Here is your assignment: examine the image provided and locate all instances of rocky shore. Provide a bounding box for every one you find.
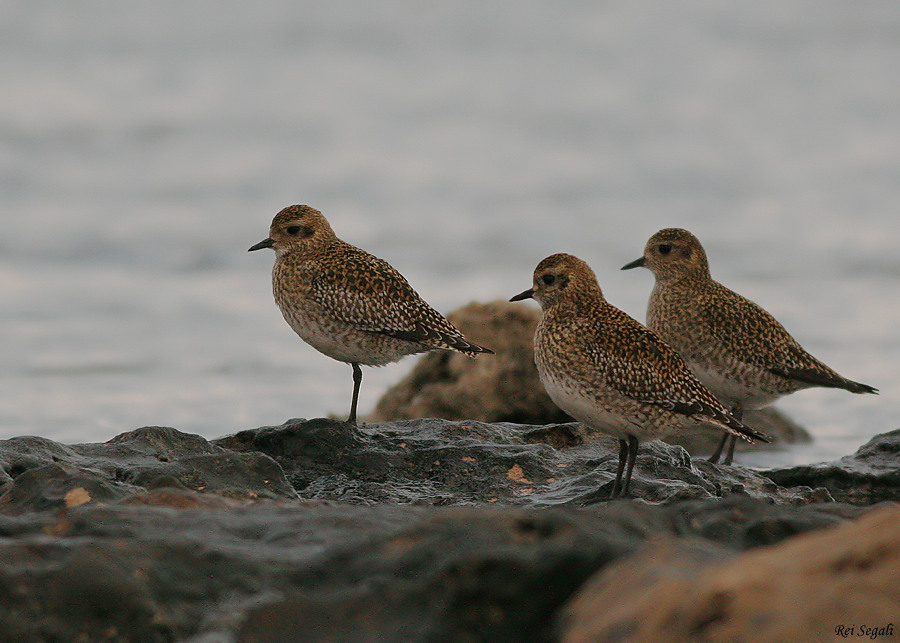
[0,420,897,642]
[1,303,896,642]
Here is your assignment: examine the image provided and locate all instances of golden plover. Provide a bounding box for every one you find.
[622,228,877,464]
[250,205,492,424]
[511,253,768,498]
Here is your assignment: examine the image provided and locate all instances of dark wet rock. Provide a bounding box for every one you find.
[215,418,817,506]
[0,422,895,641]
[0,492,865,643]
[370,301,812,453]
[764,428,900,505]
[0,426,295,514]
[559,503,900,643]
[0,462,131,514]
[234,497,861,643]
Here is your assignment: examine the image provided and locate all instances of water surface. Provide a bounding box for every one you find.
[2,1,898,467]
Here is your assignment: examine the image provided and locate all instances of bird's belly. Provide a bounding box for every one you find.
[280,307,417,366]
[541,373,673,442]
[687,361,797,409]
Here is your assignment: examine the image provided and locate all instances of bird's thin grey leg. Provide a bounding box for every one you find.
[611,438,629,499]
[621,435,639,497]
[348,362,363,424]
[721,405,742,465]
[721,435,737,466]
[709,404,742,465]
[708,433,729,464]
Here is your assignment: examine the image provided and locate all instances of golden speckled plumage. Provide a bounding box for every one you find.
[251,205,492,423]
[511,253,768,498]
[623,228,877,463]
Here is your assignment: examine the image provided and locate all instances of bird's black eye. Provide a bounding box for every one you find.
[286,226,302,236]
[541,273,557,286]
[658,244,673,256]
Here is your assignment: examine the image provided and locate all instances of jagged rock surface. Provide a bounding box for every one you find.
[216,418,821,506]
[764,428,900,505]
[0,422,896,641]
[0,427,295,516]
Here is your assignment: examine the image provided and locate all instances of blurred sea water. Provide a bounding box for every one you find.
[1,1,898,467]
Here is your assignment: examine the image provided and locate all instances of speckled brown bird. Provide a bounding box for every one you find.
[510,253,768,499]
[250,205,492,424]
[622,228,877,464]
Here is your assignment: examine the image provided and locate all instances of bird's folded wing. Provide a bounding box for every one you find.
[595,317,718,411]
[310,251,472,348]
[767,363,877,393]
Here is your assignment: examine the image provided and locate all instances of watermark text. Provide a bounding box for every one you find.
[835,624,895,640]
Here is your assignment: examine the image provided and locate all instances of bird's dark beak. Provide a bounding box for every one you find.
[621,256,646,270]
[509,288,534,302]
[248,238,275,252]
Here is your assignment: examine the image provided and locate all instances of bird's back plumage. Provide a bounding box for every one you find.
[289,240,486,355]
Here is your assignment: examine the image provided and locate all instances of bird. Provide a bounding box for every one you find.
[622,228,877,464]
[249,205,492,424]
[510,253,769,498]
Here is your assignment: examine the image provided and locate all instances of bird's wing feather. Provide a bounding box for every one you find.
[309,245,490,354]
[586,306,769,442]
[700,283,874,392]
[698,283,804,368]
